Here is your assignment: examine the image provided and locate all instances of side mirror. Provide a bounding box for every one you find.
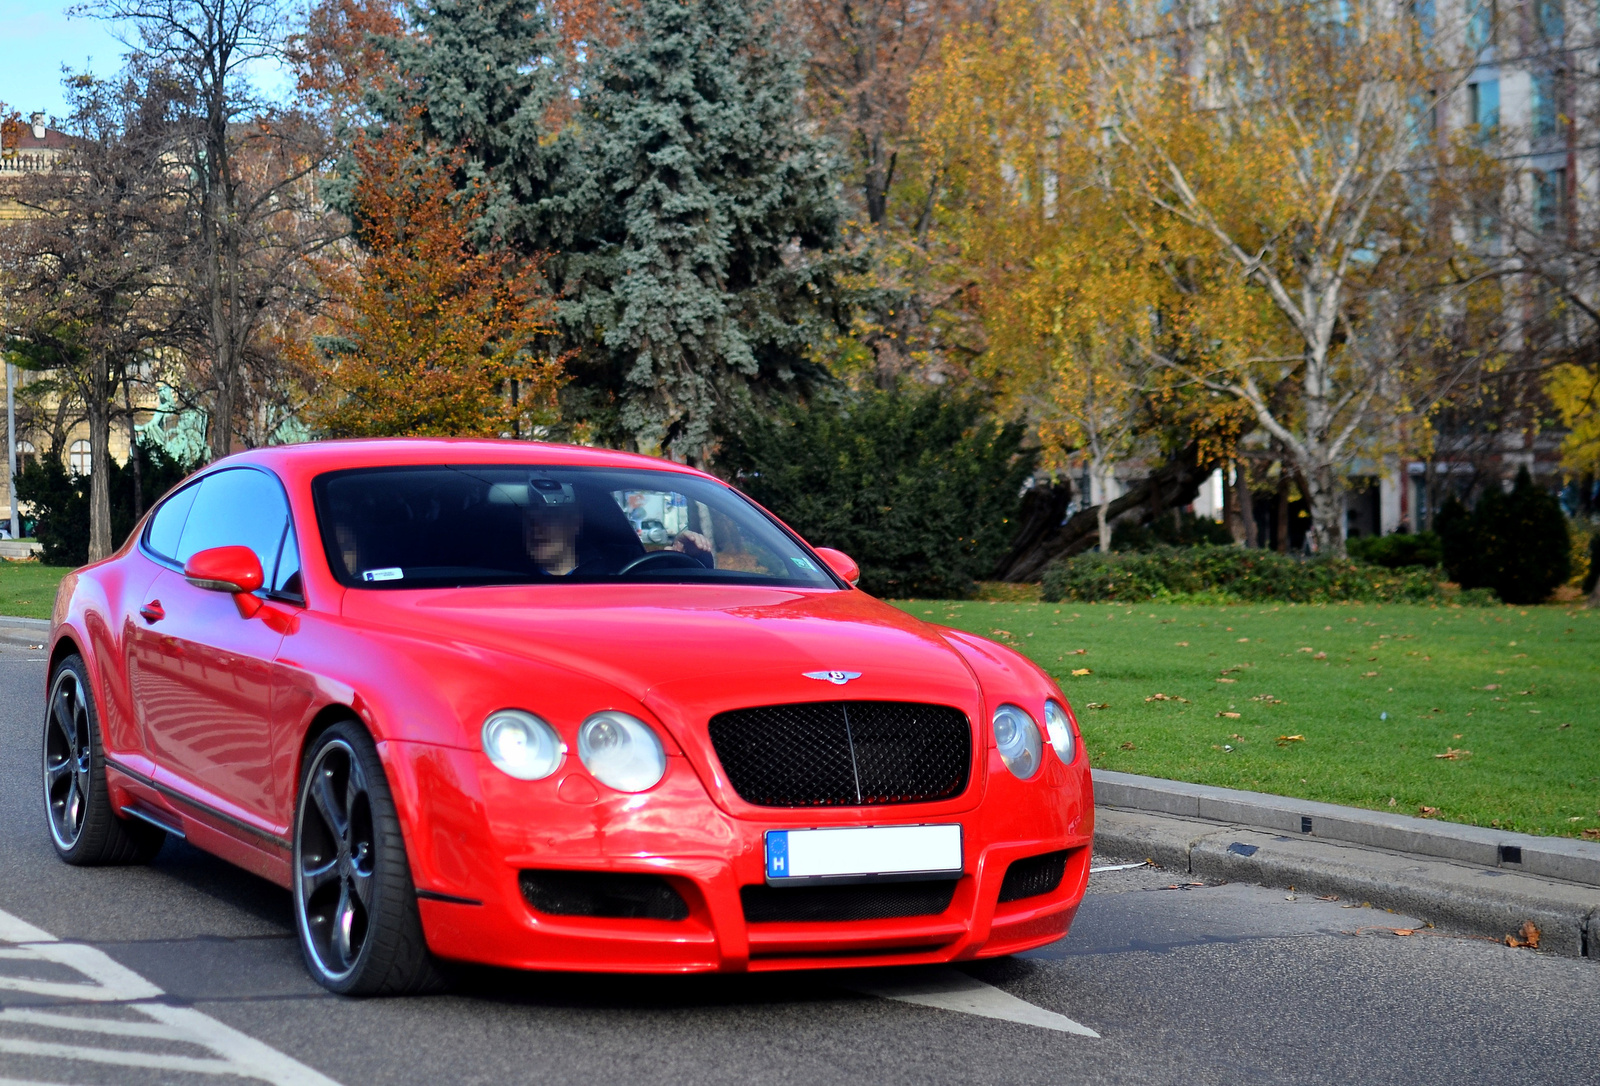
[813,547,860,587]
[184,545,264,595]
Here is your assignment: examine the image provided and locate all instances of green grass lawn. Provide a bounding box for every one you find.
[0,562,68,620]
[891,598,1600,839]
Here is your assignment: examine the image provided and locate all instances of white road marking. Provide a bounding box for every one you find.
[0,905,342,1085]
[850,966,1101,1037]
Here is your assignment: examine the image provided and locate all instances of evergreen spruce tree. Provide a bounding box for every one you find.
[555,0,852,462]
[376,0,566,248]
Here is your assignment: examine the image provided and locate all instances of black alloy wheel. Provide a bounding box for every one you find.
[293,721,443,996]
[43,654,165,864]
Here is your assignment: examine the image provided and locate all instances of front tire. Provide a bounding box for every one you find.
[293,720,443,996]
[43,654,165,865]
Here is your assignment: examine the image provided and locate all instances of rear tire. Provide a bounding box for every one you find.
[293,720,444,996]
[43,654,166,865]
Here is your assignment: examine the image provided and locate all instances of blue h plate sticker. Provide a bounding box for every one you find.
[766,831,789,879]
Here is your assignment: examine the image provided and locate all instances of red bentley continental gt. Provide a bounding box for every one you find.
[43,439,1093,994]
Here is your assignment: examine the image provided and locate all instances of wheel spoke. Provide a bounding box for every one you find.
[45,757,73,788]
[300,856,341,899]
[348,862,374,911]
[311,766,348,840]
[64,780,82,833]
[333,882,356,969]
[51,687,76,752]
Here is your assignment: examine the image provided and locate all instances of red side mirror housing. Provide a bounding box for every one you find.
[814,547,860,587]
[184,545,264,595]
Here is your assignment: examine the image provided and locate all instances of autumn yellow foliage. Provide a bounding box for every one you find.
[297,126,564,438]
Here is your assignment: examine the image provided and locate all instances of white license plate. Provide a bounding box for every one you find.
[764,824,963,884]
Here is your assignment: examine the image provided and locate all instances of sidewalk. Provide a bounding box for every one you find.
[1092,769,1600,959]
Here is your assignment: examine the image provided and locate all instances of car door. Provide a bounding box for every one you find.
[131,467,298,834]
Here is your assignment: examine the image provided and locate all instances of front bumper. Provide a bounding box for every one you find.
[383,741,1093,973]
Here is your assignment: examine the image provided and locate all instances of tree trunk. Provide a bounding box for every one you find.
[86,391,113,563]
[1274,472,1289,552]
[1096,499,1111,552]
[124,376,143,520]
[1224,460,1246,545]
[1303,465,1345,556]
[993,444,1208,581]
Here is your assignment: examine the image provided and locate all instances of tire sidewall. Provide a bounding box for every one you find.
[292,720,406,995]
[43,655,102,861]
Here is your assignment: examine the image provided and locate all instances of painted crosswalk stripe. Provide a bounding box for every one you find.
[0,905,342,1085]
[848,966,1101,1037]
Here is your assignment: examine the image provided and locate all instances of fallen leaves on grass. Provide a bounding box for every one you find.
[1418,805,1441,818]
[1434,748,1472,760]
[1218,711,1241,719]
[1299,646,1315,653]
[1483,684,1501,691]
[1237,637,1250,642]
[1505,921,1541,949]
[1362,671,1379,678]
[1145,693,1189,703]
[1176,640,1190,646]
[1276,734,1305,745]
[1313,651,1328,660]
[1250,693,1283,704]
[1086,702,1110,710]
[1071,668,1092,676]
[1066,648,1087,655]
[1217,677,1237,683]
[1582,828,1600,840]
[1119,741,1135,749]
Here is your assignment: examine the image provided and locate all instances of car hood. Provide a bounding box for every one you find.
[338,583,984,716]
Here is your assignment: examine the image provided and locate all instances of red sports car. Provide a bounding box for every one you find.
[43,440,1093,994]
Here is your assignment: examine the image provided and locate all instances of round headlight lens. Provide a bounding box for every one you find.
[482,710,565,781]
[1044,699,1076,764]
[992,703,1043,779]
[578,711,667,793]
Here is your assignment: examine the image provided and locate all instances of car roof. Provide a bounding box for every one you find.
[203,438,718,484]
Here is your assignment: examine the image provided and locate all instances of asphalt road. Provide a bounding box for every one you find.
[1,643,1596,1086]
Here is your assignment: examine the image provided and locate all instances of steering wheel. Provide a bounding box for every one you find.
[619,550,707,574]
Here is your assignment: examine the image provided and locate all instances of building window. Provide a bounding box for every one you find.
[1531,72,1559,139]
[69,440,91,476]
[1469,80,1499,139]
[1534,168,1566,234]
[1467,0,1494,51]
[15,441,35,471]
[1536,0,1563,42]
[1411,0,1435,43]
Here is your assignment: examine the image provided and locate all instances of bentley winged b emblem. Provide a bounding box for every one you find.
[804,670,862,686]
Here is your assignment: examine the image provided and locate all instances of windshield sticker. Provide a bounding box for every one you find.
[362,567,404,582]
[790,556,816,571]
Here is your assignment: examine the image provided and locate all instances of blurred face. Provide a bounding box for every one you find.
[524,503,581,570]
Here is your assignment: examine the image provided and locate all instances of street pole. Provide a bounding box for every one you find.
[7,362,18,539]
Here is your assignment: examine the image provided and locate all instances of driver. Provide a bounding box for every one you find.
[523,484,583,575]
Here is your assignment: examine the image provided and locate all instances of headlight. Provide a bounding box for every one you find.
[578,711,666,792]
[992,703,1042,779]
[1044,699,1076,763]
[482,710,565,781]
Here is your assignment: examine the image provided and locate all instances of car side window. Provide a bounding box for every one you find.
[273,526,302,598]
[175,468,292,585]
[144,482,201,560]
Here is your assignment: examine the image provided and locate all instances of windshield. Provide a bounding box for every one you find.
[312,464,840,590]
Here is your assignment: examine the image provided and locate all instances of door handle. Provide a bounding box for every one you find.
[139,600,165,623]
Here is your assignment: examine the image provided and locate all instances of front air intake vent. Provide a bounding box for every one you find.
[997,849,1070,903]
[708,701,971,807]
[519,870,688,920]
[741,880,958,923]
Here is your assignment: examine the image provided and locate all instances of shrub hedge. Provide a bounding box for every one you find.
[1437,468,1572,605]
[1041,545,1451,604]
[1346,530,1442,569]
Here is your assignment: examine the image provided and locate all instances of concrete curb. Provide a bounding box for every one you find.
[1092,769,1600,887]
[1095,808,1599,959]
[0,616,51,630]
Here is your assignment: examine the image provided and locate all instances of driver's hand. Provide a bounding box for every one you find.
[672,530,713,557]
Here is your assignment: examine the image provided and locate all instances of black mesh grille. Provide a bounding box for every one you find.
[519,870,689,920]
[741,880,958,923]
[997,849,1070,903]
[708,701,971,807]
